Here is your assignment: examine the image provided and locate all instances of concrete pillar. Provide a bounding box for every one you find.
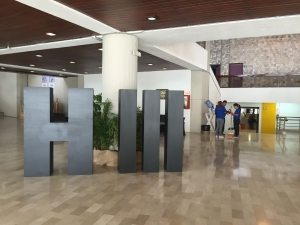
[102,33,138,113]
[190,71,210,132]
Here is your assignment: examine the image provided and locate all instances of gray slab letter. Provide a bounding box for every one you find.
[164,90,184,172]
[24,87,93,177]
[118,89,137,173]
[142,90,160,172]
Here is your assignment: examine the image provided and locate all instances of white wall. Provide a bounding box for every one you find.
[141,42,208,70]
[84,74,102,95]
[190,71,209,132]
[83,69,223,133]
[277,103,300,117]
[221,88,300,103]
[0,72,18,117]
[138,70,191,132]
[28,75,79,114]
[277,103,300,130]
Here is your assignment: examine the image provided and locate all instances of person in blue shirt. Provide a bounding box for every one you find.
[232,103,241,138]
[215,101,226,139]
[221,100,229,134]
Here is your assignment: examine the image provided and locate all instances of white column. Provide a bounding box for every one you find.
[190,71,210,132]
[102,33,138,113]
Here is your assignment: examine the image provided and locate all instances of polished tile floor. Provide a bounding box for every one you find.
[1,117,300,225]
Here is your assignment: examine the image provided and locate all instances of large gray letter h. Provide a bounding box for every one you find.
[24,87,93,177]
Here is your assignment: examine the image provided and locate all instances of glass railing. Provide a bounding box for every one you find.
[216,74,300,88]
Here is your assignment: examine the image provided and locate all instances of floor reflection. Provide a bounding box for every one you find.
[214,138,240,178]
[1,117,300,225]
[232,139,240,168]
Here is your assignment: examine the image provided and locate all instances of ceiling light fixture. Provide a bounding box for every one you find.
[98,66,102,69]
[98,48,103,51]
[62,69,66,71]
[30,70,35,73]
[46,32,56,36]
[163,67,167,70]
[148,16,157,21]
[36,54,43,58]
[1,67,5,70]
[29,64,35,67]
[69,61,76,64]
[84,72,88,74]
[148,63,153,66]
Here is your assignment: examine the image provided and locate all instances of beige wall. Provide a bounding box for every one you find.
[0,72,18,117]
[190,71,210,132]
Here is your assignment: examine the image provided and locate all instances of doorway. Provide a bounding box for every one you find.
[229,63,243,87]
[240,107,259,133]
[211,64,221,85]
[211,64,221,76]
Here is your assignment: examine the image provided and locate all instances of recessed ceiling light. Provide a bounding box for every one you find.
[46,32,56,36]
[36,54,43,58]
[98,66,102,69]
[29,64,35,67]
[1,67,5,70]
[148,63,153,66]
[98,48,103,51]
[148,16,157,21]
[163,67,167,70]
[69,61,76,64]
[62,69,66,71]
[84,72,88,74]
[30,70,35,73]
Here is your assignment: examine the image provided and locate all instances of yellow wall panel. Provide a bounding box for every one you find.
[261,103,277,134]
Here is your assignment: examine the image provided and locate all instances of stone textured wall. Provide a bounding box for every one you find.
[209,34,300,76]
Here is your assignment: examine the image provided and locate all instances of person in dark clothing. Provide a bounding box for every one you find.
[215,101,226,139]
[248,113,256,130]
[232,103,241,138]
[222,100,228,134]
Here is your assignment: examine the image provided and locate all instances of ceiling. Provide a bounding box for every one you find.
[0,1,93,48]
[1,0,300,75]
[57,0,300,31]
[0,44,184,74]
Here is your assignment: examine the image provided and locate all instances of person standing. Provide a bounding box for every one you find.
[248,112,256,130]
[222,100,228,134]
[215,101,226,139]
[232,103,241,138]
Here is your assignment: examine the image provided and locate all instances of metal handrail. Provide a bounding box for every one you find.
[277,116,300,132]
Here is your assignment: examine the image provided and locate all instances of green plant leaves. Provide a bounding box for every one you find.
[93,94,143,151]
[93,94,118,150]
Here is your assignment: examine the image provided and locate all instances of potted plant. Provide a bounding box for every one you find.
[93,94,145,168]
[93,94,118,167]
